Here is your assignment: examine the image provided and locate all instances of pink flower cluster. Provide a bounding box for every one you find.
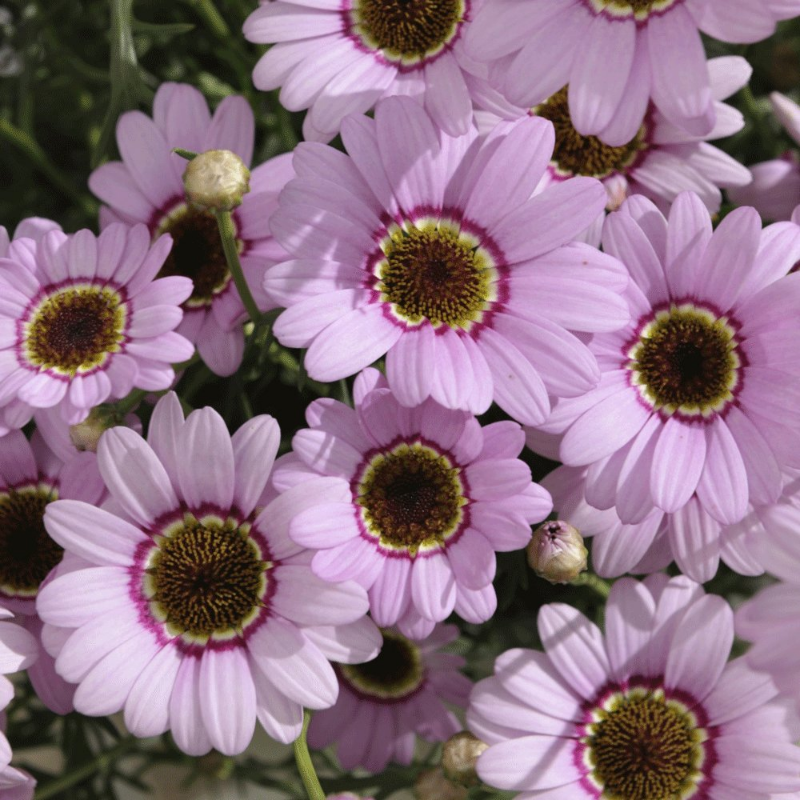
[3,0,800,793]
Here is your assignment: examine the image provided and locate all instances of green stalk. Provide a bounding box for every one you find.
[33,736,137,800]
[215,209,261,325]
[294,711,326,800]
[573,572,611,599]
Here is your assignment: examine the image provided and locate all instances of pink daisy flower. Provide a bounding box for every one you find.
[0,218,62,437]
[308,624,471,772]
[278,368,553,639]
[243,0,482,142]
[729,92,800,221]
[36,393,380,756]
[0,429,105,713]
[266,97,629,425]
[464,0,800,145]
[88,82,294,376]
[532,192,800,527]
[469,56,752,215]
[0,224,194,425]
[541,465,764,584]
[469,575,800,798]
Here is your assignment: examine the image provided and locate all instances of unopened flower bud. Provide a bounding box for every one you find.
[441,731,488,787]
[68,408,115,453]
[414,768,468,800]
[183,149,250,211]
[527,520,588,584]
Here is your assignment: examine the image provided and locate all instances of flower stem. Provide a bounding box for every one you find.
[33,736,137,800]
[215,209,261,325]
[572,572,611,599]
[294,711,326,800]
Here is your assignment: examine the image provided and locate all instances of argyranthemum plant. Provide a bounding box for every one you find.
[36,393,381,755]
[277,368,552,638]
[532,192,800,527]
[470,575,800,798]
[308,625,471,772]
[88,82,293,376]
[0,225,194,426]
[266,96,631,425]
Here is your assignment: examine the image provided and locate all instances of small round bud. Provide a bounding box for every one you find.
[527,520,588,584]
[414,768,468,800]
[441,731,488,787]
[68,407,115,453]
[182,149,250,211]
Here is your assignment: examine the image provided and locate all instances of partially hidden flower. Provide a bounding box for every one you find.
[541,464,765,584]
[464,0,800,144]
[531,192,800,527]
[266,96,630,426]
[0,429,104,712]
[729,92,800,221]
[278,368,552,639]
[309,625,471,773]
[469,575,800,798]
[88,82,293,376]
[736,472,800,712]
[243,0,482,142]
[0,609,37,784]
[36,393,380,756]
[469,56,752,215]
[0,217,61,437]
[0,224,194,426]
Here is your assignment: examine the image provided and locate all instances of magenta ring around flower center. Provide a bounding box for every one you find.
[350,434,472,560]
[573,677,717,799]
[128,503,277,656]
[620,298,748,424]
[363,206,511,335]
[338,0,471,73]
[18,278,130,380]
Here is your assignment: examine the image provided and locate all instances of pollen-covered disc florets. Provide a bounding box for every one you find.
[350,0,465,64]
[143,513,270,643]
[374,221,497,330]
[582,687,707,798]
[582,0,680,22]
[24,284,126,376]
[155,204,235,309]
[340,629,425,701]
[535,88,648,180]
[628,304,741,417]
[357,443,466,553]
[0,486,61,598]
